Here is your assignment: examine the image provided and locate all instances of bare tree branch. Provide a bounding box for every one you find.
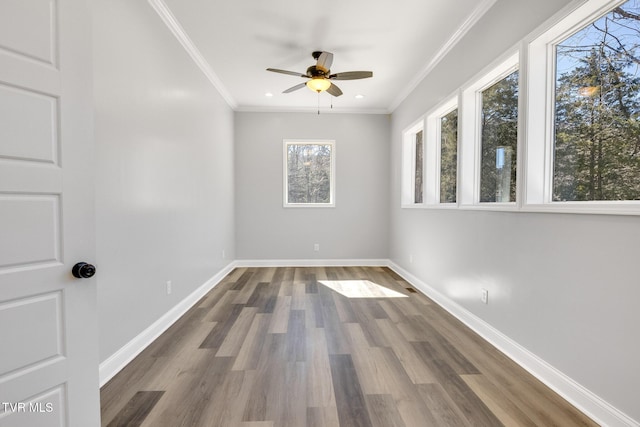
[613,6,640,21]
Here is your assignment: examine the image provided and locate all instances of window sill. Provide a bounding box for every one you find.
[458,203,520,212]
[522,202,640,216]
[284,203,335,208]
[401,203,460,210]
[401,201,640,216]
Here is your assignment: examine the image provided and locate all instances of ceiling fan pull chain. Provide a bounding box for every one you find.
[318,92,320,115]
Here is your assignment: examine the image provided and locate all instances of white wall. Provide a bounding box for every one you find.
[235,112,389,261]
[93,0,235,362]
[89,0,639,423]
[390,0,640,423]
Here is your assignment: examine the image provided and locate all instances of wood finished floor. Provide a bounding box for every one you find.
[100,267,597,427]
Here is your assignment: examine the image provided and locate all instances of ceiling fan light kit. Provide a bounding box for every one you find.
[267,50,373,97]
[306,77,331,92]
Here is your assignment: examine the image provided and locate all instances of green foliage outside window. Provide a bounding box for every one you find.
[287,144,332,204]
[414,130,424,203]
[480,71,519,203]
[440,109,458,203]
[554,0,640,201]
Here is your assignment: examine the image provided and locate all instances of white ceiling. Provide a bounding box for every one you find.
[156,0,497,113]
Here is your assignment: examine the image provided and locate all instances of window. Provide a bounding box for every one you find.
[401,121,425,206]
[425,96,459,205]
[283,140,335,207]
[460,52,519,207]
[528,0,640,213]
[480,70,519,203]
[439,107,459,203]
[404,97,458,208]
[414,129,424,204]
[400,0,640,214]
[553,0,640,201]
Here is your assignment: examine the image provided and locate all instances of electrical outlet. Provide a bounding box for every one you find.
[481,288,488,304]
[166,280,172,295]
[314,243,320,252]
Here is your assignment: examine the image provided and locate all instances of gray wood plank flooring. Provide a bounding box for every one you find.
[100,267,597,427]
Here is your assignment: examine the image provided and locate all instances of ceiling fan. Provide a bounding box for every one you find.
[267,51,373,97]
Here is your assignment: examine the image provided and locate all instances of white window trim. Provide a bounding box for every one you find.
[398,0,640,216]
[525,0,640,215]
[426,94,459,207]
[459,51,520,209]
[401,119,425,207]
[283,139,336,208]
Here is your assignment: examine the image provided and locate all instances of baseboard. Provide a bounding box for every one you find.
[97,257,637,426]
[387,260,639,427]
[98,261,238,387]
[234,258,388,267]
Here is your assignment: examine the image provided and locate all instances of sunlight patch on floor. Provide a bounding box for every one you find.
[318,280,408,298]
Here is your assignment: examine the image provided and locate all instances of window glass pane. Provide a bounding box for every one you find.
[287,143,332,204]
[480,70,519,203]
[440,109,458,203]
[414,130,424,203]
[554,0,640,201]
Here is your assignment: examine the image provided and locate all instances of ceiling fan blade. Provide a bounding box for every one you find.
[316,51,333,73]
[267,68,307,77]
[326,82,343,97]
[329,71,373,80]
[283,82,307,93]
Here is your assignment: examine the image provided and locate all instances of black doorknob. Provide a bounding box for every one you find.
[72,262,96,279]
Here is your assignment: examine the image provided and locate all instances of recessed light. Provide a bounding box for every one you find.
[355,94,365,99]
[265,92,273,97]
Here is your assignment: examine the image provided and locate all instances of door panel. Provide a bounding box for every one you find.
[0,0,57,66]
[0,195,60,268]
[0,0,99,425]
[0,292,63,376]
[0,385,66,427]
[0,84,58,164]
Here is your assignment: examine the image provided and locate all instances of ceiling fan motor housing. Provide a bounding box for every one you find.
[306,65,328,78]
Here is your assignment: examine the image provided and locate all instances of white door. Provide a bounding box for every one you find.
[0,0,100,426]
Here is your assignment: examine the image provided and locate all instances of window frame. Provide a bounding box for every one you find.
[459,51,521,209]
[525,0,640,214]
[283,139,336,208]
[399,0,640,216]
[401,119,426,207]
[426,95,460,207]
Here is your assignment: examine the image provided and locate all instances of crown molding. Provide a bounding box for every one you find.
[389,0,497,112]
[149,0,496,115]
[147,0,237,109]
[234,105,390,115]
